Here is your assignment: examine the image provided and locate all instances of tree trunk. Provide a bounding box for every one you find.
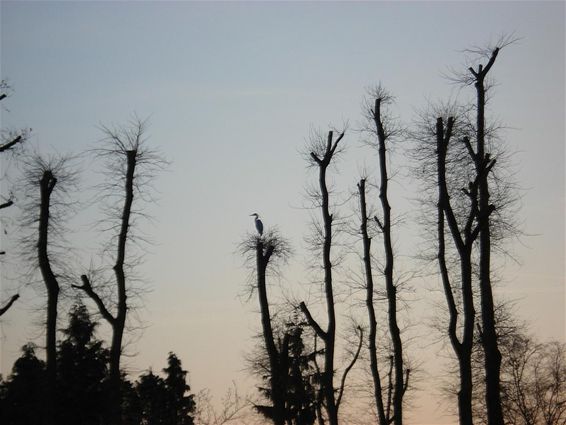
[473,52,504,425]
[319,157,338,425]
[373,98,405,425]
[256,240,286,425]
[106,149,137,425]
[38,170,59,425]
[358,179,388,425]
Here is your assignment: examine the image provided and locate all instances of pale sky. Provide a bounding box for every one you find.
[0,1,564,424]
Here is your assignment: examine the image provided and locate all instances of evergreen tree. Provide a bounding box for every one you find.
[0,344,46,425]
[284,323,318,425]
[55,304,110,425]
[136,353,196,425]
[121,377,142,425]
[137,370,169,425]
[163,352,196,425]
[255,321,319,425]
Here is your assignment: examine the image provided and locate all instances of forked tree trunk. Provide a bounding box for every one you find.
[300,130,344,425]
[436,117,477,425]
[75,149,138,425]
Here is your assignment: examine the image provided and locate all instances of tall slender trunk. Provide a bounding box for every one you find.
[373,99,405,425]
[107,149,137,425]
[38,170,59,425]
[320,157,338,425]
[458,257,475,425]
[473,51,504,425]
[358,179,387,425]
[256,240,286,425]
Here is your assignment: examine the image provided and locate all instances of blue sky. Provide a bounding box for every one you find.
[1,1,564,423]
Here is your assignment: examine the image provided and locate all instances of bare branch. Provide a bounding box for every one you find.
[462,137,476,161]
[299,302,327,341]
[0,199,13,210]
[72,274,116,325]
[336,326,363,411]
[0,293,19,316]
[330,131,345,156]
[0,135,22,153]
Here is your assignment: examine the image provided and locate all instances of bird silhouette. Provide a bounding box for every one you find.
[250,213,263,236]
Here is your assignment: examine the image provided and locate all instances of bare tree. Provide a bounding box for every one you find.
[470,306,566,425]
[194,384,254,425]
[468,46,506,425]
[413,38,517,425]
[20,153,78,425]
[412,102,479,425]
[241,228,292,425]
[530,342,566,425]
[490,335,566,425]
[299,129,362,425]
[73,118,165,425]
[437,114,480,425]
[447,39,517,425]
[299,129,342,425]
[359,87,410,425]
[0,80,28,316]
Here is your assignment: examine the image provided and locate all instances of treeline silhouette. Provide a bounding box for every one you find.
[1,35,565,425]
[239,38,566,425]
[0,304,195,425]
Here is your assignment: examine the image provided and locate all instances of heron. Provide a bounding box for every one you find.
[250,213,263,236]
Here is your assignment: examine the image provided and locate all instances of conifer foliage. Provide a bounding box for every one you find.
[136,353,196,425]
[55,304,111,425]
[0,305,196,425]
[0,344,45,425]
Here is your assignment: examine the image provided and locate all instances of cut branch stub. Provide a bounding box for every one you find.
[299,302,327,341]
[0,135,22,153]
